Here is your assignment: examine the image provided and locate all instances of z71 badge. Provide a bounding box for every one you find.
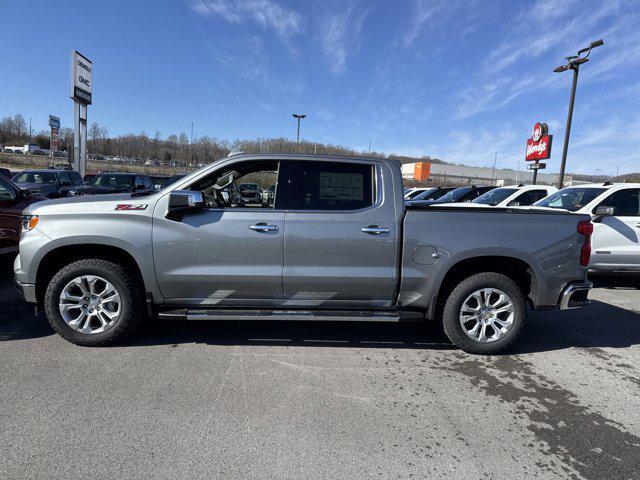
[115,204,148,211]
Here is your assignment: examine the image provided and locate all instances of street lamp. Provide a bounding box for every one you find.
[292,113,306,152]
[554,39,604,188]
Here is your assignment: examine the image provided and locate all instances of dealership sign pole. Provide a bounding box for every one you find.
[70,50,92,176]
[525,122,552,185]
[48,115,60,157]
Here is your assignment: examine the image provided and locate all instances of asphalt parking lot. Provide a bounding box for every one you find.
[1,255,639,480]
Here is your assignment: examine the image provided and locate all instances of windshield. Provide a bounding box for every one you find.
[472,187,517,206]
[410,188,436,200]
[534,187,606,212]
[434,187,471,203]
[406,189,427,199]
[91,175,133,187]
[13,171,58,184]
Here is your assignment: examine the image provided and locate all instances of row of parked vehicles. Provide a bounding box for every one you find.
[4,153,640,354]
[404,182,640,275]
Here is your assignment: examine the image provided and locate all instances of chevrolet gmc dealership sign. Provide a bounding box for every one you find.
[70,50,92,105]
[526,122,552,161]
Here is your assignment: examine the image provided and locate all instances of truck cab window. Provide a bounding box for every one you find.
[190,160,279,209]
[289,161,374,211]
[596,189,640,216]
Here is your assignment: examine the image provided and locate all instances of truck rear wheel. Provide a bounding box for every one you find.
[44,259,145,346]
[441,272,526,354]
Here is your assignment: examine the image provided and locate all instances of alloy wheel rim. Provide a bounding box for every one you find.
[459,288,515,343]
[58,275,121,334]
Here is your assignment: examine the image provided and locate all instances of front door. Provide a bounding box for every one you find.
[591,188,640,270]
[153,159,285,305]
[282,160,399,308]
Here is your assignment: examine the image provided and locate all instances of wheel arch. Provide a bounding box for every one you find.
[35,244,146,309]
[430,255,539,319]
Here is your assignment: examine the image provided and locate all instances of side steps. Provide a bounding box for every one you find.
[158,308,424,323]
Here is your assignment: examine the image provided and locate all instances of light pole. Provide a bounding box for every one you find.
[292,113,306,152]
[554,39,603,188]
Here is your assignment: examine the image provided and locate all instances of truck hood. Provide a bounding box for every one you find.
[23,192,158,216]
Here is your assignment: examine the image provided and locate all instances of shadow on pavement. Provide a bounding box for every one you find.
[509,299,640,355]
[2,255,640,353]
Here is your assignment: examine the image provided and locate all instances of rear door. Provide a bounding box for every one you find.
[591,188,640,270]
[282,159,398,308]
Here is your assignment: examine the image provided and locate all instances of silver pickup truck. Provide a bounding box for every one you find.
[14,154,592,354]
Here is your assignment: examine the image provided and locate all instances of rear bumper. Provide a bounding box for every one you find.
[558,281,592,310]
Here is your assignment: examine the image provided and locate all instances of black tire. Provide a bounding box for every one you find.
[44,259,145,346]
[441,272,526,354]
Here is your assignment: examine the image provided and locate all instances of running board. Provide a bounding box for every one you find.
[158,308,423,323]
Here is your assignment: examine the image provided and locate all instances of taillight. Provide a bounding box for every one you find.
[578,220,592,267]
[577,221,593,236]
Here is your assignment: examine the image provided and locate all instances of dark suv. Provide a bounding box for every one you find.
[78,173,156,195]
[12,169,84,198]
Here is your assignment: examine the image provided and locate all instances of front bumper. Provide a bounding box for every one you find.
[558,281,592,310]
[15,280,37,303]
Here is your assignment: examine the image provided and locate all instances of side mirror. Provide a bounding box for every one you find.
[60,180,71,187]
[508,201,521,207]
[168,190,205,212]
[594,206,614,216]
[18,189,31,199]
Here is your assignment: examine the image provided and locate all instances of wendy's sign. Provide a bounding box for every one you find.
[526,122,553,161]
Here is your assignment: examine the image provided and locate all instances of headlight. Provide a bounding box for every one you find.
[21,215,40,232]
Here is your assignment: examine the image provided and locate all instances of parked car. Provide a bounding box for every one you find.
[161,174,186,188]
[468,185,557,207]
[238,182,261,204]
[534,182,640,275]
[77,173,155,195]
[11,169,83,198]
[405,187,432,199]
[15,154,592,354]
[406,187,455,202]
[0,168,12,179]
[407,185,496,205]
[0,176,44,255]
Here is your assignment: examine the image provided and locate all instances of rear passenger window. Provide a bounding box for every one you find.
[596,189,640,216]
[290,161,374,211]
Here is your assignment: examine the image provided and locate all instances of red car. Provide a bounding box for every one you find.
[0,175,43,255]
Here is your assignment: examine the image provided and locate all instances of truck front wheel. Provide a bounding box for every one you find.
[44,259,145,346]
[441,272,526,354]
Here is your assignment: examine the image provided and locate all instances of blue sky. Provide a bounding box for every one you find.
[1,0,638,175]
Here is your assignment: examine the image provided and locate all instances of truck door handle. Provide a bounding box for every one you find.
[361,226,390,235]
[249,223,279,232]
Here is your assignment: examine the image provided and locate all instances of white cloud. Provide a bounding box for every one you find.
[402,0,458,48]
[190,0,303,38]
[318,2,369,75]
